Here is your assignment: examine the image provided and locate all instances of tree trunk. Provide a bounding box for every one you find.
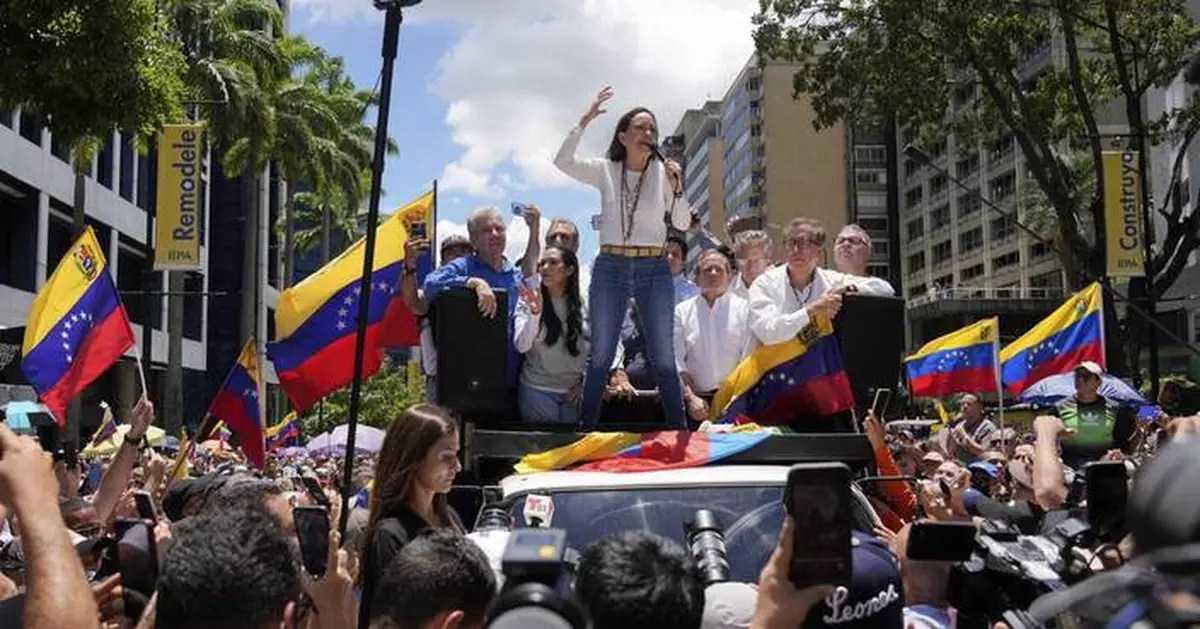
[321,203,331,264]
[68,163,87,447]
[283,180,295,288]
[240,173,260,344]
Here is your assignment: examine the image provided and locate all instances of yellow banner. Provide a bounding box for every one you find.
[153,124,205,270]
[1103,150,1144,278]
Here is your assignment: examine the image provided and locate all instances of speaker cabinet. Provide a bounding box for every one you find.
[834,293,906,412]
[434,287,511,416]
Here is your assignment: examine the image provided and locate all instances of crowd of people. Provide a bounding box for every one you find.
[403,86,896,428]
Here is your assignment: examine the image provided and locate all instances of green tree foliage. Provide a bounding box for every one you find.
[0,0,187,144]
[755,0,1200,296]
[297,358,426,438]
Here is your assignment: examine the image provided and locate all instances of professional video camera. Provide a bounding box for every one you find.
[468,503,587,629]
[684,509,731,587]
[992,440,1200,629]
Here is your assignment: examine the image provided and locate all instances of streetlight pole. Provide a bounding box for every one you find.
[338,0,421,538]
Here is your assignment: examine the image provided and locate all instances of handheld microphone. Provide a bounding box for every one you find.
[649,143,665,161]
[522,494,555,528]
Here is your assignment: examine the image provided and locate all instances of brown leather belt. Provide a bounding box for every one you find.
[600,244,663,258]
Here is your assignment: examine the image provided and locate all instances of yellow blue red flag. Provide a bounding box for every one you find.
[904,318,999,397]
[21,227,136,424]
[207,339,265,467]
[1000,282,1105,395]
[268,191,433,411]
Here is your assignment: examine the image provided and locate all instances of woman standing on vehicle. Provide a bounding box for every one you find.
[553,86,696,429]
[357,404,464,628]
[515,246,589,423]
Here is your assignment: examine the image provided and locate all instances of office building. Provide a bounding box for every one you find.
[670,101,725,267]
[671,56,901,285]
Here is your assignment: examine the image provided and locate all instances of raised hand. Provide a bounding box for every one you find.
[518,282,543,316]
[580,86,613,127]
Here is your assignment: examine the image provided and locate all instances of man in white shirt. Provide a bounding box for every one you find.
[674,249,754,421]
[833,224,896,296]
[748,217,870,347]
[728,229,773,299]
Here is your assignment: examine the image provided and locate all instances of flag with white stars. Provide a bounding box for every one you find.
[712,316,856,425]
[1000,282,1105,395]
[20,226,136,425]
[904,317,1000,397]
[205,339,267,468]
[268,191,432,411]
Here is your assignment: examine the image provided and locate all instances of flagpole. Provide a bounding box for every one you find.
[132,342,150,401]
[992,317,1005,445]
[432,179,438,265]
[339,0,416,539]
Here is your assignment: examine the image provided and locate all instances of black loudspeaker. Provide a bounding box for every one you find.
[834,293,906,412]
[434,287,511,417]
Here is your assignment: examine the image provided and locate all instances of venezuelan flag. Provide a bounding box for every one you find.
[268,191,432,411]
[89,403,118,447]
[207,340,265,467]
[711,316,855,425]
[265,412,300,451]
[1001,282,1105,395]
[21,227,136,424]
[905,318,999,398]
[573,430,772,473]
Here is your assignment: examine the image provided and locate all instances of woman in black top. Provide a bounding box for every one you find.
[357,404,464,628]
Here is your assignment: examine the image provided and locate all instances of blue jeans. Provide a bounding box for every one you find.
[519,385,578,424]
[580,254,685,428]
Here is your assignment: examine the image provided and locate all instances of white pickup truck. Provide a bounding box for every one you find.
[491,465,883,583]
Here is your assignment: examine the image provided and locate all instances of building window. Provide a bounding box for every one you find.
[183,272,203,342]
[859,218,888,232]
[935,274,953,288]
[991,214,1017,240]
[909,283,927,298]
[856,169,886,185]
[1030,241,1053,260]
[932,240,953,264]
[0,193,37,292]
[931,204,951,229]
[956,153,980,179]
[867,264,890,278]
[118,243,163,331]
[0,109,11,128]
[990,170,1017,201]
[957,191,982,218]
[908,251,926,272]
[959,227,983,253]
[960,263,985,282]
[993,251,1020,270]
[97,137,114,189]
[989,134,1015,162]
[1030,270,1064,296]
[871,240,889,256]
[906,217,925,242]
[18,110,43,146]
[854,146,887,166]
[905,186,924,209]
[119,132,134,202]
[905,159,921,178]
[930,173,948,196]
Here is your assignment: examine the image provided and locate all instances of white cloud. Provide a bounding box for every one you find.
[293,0,757,197]
[289,0,380,24]
[429,0,757,196]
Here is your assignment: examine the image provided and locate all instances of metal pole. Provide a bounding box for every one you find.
[1134,56,1160,400]
[339,1,409,537]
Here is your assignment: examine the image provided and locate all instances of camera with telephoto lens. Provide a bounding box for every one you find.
[685,509,730,587]
[483,528,587,629]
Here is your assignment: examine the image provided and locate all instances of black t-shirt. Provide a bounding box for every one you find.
[357,505,464,629]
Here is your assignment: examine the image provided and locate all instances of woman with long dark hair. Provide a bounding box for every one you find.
[356,404,463,628]
[553,86,695,429]
[515,246,588,423]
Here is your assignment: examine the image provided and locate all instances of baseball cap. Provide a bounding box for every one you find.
[920,451,944,465]
[701,582,758,629]
[802,532,904,629]
[1074,361,1104,377]
[967,461,1000,480]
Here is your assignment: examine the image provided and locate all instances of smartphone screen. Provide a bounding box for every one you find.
[409,221,427,239]
[906,521,976,561]
[133,491,156,522]
[294,506,330,577]
[784,462,853,588]
[511,202,527,216]
[1085,461,1128,537]
[113,518,158,596]
[871,388,892,420]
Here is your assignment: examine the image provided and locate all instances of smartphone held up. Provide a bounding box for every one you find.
[784,462,853,588]
[294,506,331,577]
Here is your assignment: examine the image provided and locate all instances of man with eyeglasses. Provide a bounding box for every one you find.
[747,218,885,348]
[833,224,895,296]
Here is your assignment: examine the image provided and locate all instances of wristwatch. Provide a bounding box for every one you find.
[123,433,148,449]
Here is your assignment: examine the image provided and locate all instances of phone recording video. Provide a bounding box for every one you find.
[871,388,892,420]
[133,490,157,522]
[300,475,330,509]
[1085,461,1129,539]
[784,462,853,588]
[409,221,427,240]
[110,518,158,598]
[294,506,330,577]
[511,202,528,217]
[906,521,977,562]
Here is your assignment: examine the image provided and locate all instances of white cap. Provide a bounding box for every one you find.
[1074,361,1104,377]
[701,582,758,629]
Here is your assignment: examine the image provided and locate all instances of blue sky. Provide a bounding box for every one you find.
[288,0,758,273]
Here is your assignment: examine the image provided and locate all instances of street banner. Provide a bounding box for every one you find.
[153,124,205,270]
[1103,149,1144,278]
